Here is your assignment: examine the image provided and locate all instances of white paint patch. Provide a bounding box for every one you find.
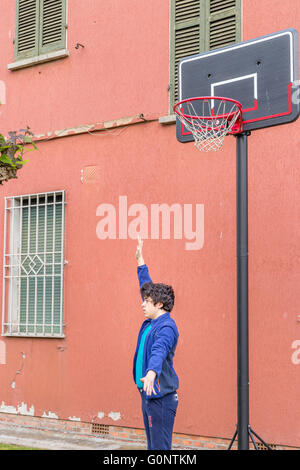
[33,133,45,139]
[17,402,34,416]
[0,401,34,416]
[54,124,94,137]
[68,416,81,421]
[97,411,105,419]
[11,381,15,389]
[108,411,121,421]
[0,402,17,414]
[42,411,59,419]
[103,116,133,128]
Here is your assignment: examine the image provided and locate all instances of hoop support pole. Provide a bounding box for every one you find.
[228,131,272,450]
[236,131,250,450]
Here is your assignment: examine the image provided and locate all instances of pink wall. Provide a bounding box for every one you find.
[0,0,170,135]
[0,0,299,447]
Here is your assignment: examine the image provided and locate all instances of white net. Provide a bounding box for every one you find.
[175,98,242,152]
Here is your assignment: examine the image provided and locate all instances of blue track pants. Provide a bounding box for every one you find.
[140,390,178,450]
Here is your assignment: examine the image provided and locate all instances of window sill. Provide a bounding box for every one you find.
[3,333,65,338]
[7,49,69,71]
[159,114,176,125]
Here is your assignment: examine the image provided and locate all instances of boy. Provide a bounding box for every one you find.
[133,237,179,450]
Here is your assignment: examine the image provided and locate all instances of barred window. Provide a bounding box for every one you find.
[2,191,66,337]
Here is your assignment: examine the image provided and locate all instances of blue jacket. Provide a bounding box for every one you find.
[133,264,179,399]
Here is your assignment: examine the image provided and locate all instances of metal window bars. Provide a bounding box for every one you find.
[2,191,66,337]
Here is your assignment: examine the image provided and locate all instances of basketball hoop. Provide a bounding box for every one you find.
[174,96,243,152]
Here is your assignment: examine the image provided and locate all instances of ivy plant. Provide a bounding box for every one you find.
[0,127,37,183]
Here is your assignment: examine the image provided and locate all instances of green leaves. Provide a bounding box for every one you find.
[0,126,36,171]
[0,155,14,165]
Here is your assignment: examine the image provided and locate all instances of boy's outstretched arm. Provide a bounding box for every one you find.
[135,236,145,266]
[135,237,156,395]
[135,237,152,289]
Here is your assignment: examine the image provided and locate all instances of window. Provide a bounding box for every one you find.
[170,0,242,110]
[2,191,66,337]
[8,0,68,70]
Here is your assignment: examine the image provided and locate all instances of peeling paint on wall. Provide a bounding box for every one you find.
[42,411,59,419]
[11,352,26,388]
[33,113,159,144]
[54,124,94,138]
[0,402,17,414]
[0,401,34,416]
[17,402,34,416]
[108,411,121,421]
[97,411,105,419]
[68,416,81,421]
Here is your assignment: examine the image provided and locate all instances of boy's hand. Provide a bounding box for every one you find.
[135,236,145,266]
[140,370,157,396]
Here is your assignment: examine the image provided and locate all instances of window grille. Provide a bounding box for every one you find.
[2,191,66,337]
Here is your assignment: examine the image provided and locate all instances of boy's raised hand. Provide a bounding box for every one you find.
[135,236,145,266]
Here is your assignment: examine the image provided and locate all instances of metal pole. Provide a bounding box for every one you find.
[236,132,250,450]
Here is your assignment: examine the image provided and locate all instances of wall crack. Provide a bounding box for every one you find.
[11,352,26,389]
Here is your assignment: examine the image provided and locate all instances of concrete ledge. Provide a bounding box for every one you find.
[7,49,69,71]
[158,114,176,125]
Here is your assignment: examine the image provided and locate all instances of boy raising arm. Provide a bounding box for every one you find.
[133,237,179,450]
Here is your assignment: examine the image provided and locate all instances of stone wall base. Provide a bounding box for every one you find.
[0,413,298,450]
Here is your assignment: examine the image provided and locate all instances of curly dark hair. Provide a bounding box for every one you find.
[141,282,175,312]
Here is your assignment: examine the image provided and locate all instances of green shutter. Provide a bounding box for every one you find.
[14,0,66,61]
[170,0,241,110]
[39,0,67,55]
[206,0,242,50]
[15,0,39,60]
[20,196,63,335]
[170,0,203,107]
